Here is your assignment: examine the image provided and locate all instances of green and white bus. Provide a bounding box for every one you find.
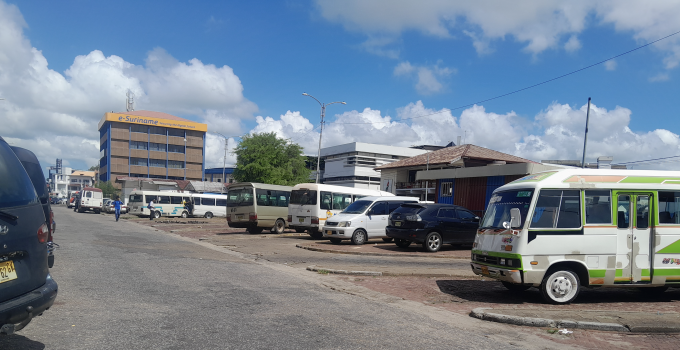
[226,182,293,234]
[472,169,680,304]
[128,190,191,218]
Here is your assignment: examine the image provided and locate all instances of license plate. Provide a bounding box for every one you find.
[0,260,17,284]
[236,214,244,220]
[326,230,333,235]
[299,218,305,223]
[481,265,489,275]
[395,221,401,227]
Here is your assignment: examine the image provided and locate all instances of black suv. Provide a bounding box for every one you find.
[386,203,480,252]
[0,136,58,335]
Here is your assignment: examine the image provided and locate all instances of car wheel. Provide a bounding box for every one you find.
[181,211,188,219]
[153,211,161,219]
[351,229,367,245]
[502,281,531,292]
[382,238,393,243]
[540,269,580,304]
[205,212,213,219]
[422,232,442,252]
[394,239,411,248]
[273,219,285,234]
[249,227,264,235]
[307,229,323,239]
[329,238,342,244]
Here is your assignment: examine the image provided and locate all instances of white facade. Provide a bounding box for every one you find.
[320,142,428,191]
[48,167,72,198]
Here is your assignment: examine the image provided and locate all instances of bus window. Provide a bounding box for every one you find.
[585,190,611,224]
[171,196,183,204]
[275,191,289,207]
[618,195,630,229]
[202,198,216,206]
[320,191,332,210]
[658,192,680,224]
[158,196,171,204]
[146,195,158,203]
[530,190,581,229]
[216,199,227,207]
[290,189,316,205]
[637,196,649,229]
[332,193,352,210]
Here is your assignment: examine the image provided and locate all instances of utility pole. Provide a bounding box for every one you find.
[581,97,592,169]
[302,93,346,184]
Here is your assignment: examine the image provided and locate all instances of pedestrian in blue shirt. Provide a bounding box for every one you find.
[113,196,124,222]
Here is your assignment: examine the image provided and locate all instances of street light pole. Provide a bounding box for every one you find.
[213,131,230,192]
[302,93,346,184]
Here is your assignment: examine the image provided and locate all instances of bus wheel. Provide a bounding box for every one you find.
[249,227,264,235]
[502,281,531,292]
[273,219,285,234]
[181,211,188,219]
[153,211,161,219]
[204,212,213,219]
[351,229,367,245]
[540,269,580,304]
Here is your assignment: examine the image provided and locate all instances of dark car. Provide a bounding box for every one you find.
[386,203,480,252]
[0,137,58,335]
[11,146,57,268]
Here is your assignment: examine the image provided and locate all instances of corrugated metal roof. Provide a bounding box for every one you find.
[375,144,536,170]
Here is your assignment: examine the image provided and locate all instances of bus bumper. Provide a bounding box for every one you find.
[470,263,523,284]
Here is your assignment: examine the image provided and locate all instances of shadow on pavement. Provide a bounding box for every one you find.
[436,279,680,305]
[0,334,46,349]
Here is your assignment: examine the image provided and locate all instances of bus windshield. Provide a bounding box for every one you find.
[342,200,372,214]
[227,188,254,207]
[481,189,534,229]
[129,194,143,203]
[290,189,317,205]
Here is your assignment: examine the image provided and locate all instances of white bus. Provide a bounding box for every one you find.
[128,190,191,218]
[226,182,293,234]
[471,168,680,304]
[288,184,394,238]
[190,193,228,219]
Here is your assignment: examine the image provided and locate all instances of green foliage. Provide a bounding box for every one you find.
[89,165,100,171]
[95,181,119,199]
[233,132,312,186]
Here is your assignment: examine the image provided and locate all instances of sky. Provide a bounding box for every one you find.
[2,0,680,174]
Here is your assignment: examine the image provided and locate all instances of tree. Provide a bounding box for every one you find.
[89,165,100,171]
[233,132,312,186]
[95,181,119,199]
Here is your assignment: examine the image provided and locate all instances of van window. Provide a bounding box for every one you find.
[158,196,171,204]
[343,200,372,214]
[320,191,332,210]
[86,192,92,198]
[202,198,216,206]
[369,202,388,215]
[0,141,38,208]
[273,191,289,207]
[129,194,143,203]
[332,193,353,210]
[530,190,581,229]
[171,196,183,205]
[658,192,680,224]
[585,190,611,224]
[216,199,227,207]
[146,195,158,203]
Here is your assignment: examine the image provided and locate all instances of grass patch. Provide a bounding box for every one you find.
[317,269,330,275]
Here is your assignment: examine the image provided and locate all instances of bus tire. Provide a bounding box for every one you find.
[153,211,161,219]
[422,232,442,252]
[181,211,188,218]
[351,229,367,245]
[205,212,213,219]
[249,227,264,235]
[273,219,285,234]
[540,269,580,304]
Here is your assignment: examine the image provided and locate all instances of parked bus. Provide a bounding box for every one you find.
[190,193,228,218]
[128,190,191,219]
[288,183,394,238]
[227,182,293,234]
[471,168,680,304]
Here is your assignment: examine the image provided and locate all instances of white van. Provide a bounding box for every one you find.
[191,193,228,218]
[76,187,104,214]
[323,196,419,245]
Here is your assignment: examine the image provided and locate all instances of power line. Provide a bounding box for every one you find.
[333,29,680,126]
[615,154,680,166]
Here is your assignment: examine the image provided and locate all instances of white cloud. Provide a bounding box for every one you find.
[604,59,617,71]
[649,73,670,82]
[0,1,256,172]
[393,61,455,95]
[315,0,680,67]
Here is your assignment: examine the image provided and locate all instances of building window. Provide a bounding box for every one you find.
[149,126,166,135]
[149,159,166,168]
[168,144,184,153]
[129,158,148,166]
[130,141,148,150]
[131,124,147,133]
[168,161,185,169]
[168,129,184,137]
[441,182,453,197]
[149,143,167,152]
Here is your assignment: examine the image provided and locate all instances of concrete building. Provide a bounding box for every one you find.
[69,170,96,192]
[320,142,430,190]
[97,110,207,186]
[205,167,236,183]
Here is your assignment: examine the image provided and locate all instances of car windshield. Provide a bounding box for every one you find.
[227,188,254,207]
[342,200,372,214]
[290,189,317,205]
[0,141,39,208]
[480,189,534,229]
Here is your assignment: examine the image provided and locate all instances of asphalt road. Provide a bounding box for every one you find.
[1,206,566,350]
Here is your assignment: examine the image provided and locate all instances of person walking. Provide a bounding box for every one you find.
[148,199,155,220]
[73,193,81,212]
[113,196,123,222]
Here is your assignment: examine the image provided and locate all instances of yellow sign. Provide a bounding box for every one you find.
[98,112,208,132]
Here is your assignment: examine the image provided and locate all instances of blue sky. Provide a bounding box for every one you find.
[2,0,680,172]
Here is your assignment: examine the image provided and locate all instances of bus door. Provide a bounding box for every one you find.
[616,193,653,283]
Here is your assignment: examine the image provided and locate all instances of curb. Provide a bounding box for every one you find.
[296,244,469,259]
[470,308,630,332]
[307,265,382,276]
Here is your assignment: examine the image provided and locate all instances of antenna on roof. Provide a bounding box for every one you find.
[126,89,135,112]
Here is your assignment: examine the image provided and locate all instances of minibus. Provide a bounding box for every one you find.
[471,169,680,304]
[288,184,394,238]
[190,193,228,218]
[128,190,191,218]
[227,182,292,234]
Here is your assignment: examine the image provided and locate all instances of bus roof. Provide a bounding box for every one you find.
[290,183,394,196]
[227,182,294,191]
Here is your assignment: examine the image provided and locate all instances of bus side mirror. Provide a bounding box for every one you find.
[510,208,521,228]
